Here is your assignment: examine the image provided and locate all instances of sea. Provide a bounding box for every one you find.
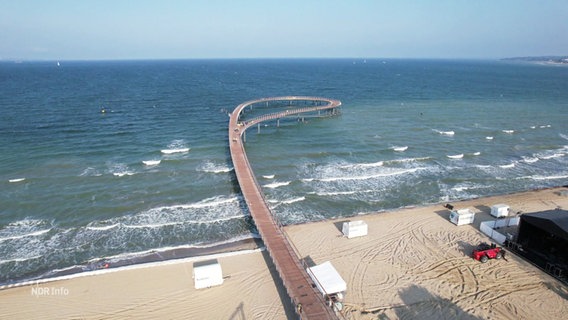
[1,59,567,285]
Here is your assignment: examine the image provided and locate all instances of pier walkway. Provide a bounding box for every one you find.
[228,97,341,320]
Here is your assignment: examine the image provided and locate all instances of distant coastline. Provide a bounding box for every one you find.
[503,55,568,65]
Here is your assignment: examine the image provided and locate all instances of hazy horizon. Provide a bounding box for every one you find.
[1,1,567,61]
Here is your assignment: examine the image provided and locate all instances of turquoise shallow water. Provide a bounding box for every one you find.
[1,59,567,283]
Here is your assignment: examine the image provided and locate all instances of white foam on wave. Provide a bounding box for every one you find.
[80,167,102,177]
[113,171,135,177]
[123,214,245,229]
[100,234,261,263]
[262,174,275,179]
[0,228,51,242]
[281,197,305,204]
[162,139,190,154]
[0,255,43,265]
[8,178,25,183]
[392,146,408,152]
[87,195,244,232]
[434,129,455,136]
[310,190,359,196]
[86,224,120,231]
[0,194,250,284]
[502,130,515,134]
[447,154,464,159]
[452,186,470,192]
[264,181,291,189]
[440,182,487,201]
[518,174,568,181]
[540,153,565,160]
[486,136,494,140]
[142,160,161,166]
[472,152,481,156]
[384,157,430,164]
[268,197,307,210]
[522,156,539,163]
[0,219,52,242]
[186,214,247,225]
[535,145,567,161]
[161,196,239,210]
[197,161,233,173]
[161,148,190,154]
[313,168,422,182]
[451,182,490,193]
[560,133,568,141]
[150,196,239,211]
[340,161,384,169]
[108,162,135,177]
[499,162,516,169]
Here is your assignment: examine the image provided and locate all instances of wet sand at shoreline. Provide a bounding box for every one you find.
[1,187,567,319]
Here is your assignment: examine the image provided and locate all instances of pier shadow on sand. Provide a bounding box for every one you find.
[260,248,297,320]
[363,285,483,319]
[394,284,484,320]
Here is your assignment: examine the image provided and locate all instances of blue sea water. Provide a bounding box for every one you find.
[1,59,567,284]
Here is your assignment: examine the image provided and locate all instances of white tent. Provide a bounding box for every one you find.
[342,220,368,238]
[193,259,223,289]
[449,208,475,226]
[306,261,346,298]
[491,204,509,218]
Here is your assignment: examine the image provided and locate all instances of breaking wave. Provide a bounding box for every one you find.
[264,181,291,189]
[197,161,233,173]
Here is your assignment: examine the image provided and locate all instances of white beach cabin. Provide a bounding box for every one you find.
[193,259,223,289]
[449,208,475,226]
[342,220,368,238]
[490,204,510,218]
[306,261,347,310]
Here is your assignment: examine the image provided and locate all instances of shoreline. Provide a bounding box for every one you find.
[0,248,265,291]
[1,186,567,319]
[3,185,566,289]
[1,235,263,289]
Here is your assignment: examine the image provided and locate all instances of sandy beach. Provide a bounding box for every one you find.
[1,187,567,319]
[286,187,568,319]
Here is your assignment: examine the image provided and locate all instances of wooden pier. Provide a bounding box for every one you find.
[228,97,341,319]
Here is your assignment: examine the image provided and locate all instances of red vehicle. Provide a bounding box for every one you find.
[472,242,503,263]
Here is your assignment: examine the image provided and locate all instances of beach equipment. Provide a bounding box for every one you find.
[342,220,368,238]
[306,261,346,310]
[193,259,223,289]
[491,204,510,218]
[449,208,475,226]
[472,242,504,263]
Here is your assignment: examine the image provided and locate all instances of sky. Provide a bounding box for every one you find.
[1,0,567,60]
